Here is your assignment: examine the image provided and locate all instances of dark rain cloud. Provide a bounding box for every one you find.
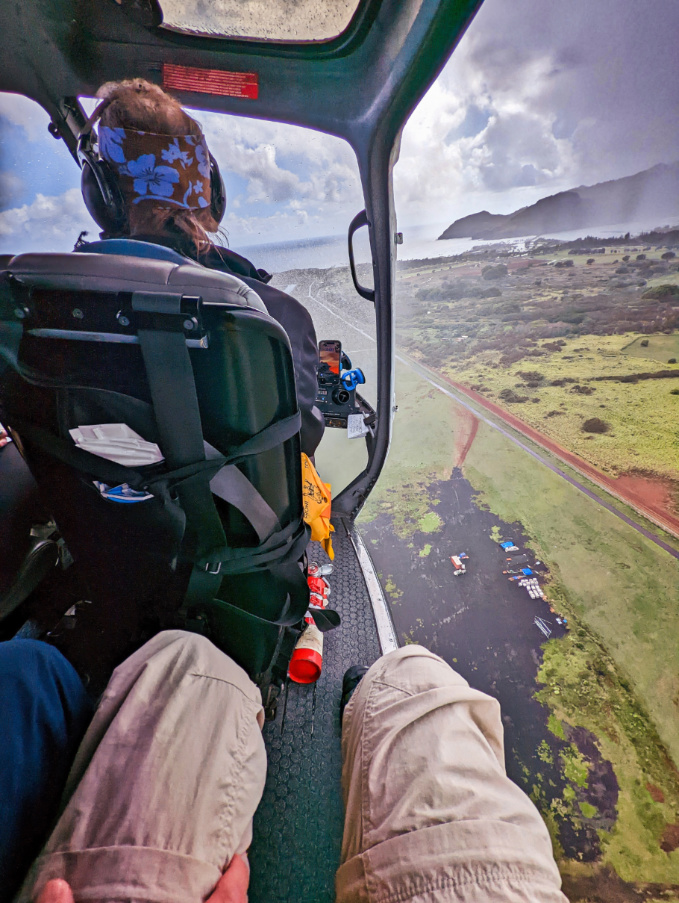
[458,0,679,186]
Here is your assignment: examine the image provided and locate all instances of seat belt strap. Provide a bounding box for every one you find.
[210,463,280,543]
[224,412,301,464]
[132,293,204,470]
[133,292,227,607]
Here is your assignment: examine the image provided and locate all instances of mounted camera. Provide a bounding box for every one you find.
[315,339,366,429]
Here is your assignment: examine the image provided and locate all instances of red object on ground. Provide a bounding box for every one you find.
[163,64,259,99]
[307,575,328,598]
[289,618,323,683]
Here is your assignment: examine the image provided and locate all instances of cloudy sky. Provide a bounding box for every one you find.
[1,0,679,255]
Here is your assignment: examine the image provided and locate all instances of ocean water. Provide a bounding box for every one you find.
[232,216,679,274]
[233,223,482,273]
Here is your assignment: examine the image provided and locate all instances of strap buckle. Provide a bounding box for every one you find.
[205,561,222,575]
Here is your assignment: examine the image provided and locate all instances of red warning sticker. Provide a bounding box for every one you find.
[163,63,258,99]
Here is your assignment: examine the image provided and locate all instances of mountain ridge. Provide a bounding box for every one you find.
[438,162,679,241]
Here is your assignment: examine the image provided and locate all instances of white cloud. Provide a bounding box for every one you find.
[0,189,98,254]
[395,0,679,227]
[0,171,23,210]
[0,93,50,142]
[193,110,363,224]
[395,41,579,225]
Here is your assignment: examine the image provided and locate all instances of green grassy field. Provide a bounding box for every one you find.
[360,359,679,886]
[445,334,679,483]
[622,333,679,363]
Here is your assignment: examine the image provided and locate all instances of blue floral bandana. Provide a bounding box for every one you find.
[98,126,212,211]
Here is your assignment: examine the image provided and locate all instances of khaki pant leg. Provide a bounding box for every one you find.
[17,631,266,903]
[336,645,567,903]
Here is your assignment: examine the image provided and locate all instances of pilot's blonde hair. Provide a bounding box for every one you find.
[96,79,220,252]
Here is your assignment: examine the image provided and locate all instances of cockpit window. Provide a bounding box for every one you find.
[158,0,361,41]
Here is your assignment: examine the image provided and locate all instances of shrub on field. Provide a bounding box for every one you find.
[516,370,544,382]
[669,358,677,364]
[636,254,646,260]
[482,263,508,280]
[642,284,679,300]
[571,384,595,395]
[587,258,595,265]
[499,388,529,403]
[671,389,679,396]
[582,417,610,434]
[615,266,630,274]
[622,255,630,262]
[545,410,564,417]
[499,354,524,367]
[640,339,649,347]
[661,251,676,260]
[480,287,502,299]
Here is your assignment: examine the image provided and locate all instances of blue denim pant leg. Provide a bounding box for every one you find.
[0,639,93,898]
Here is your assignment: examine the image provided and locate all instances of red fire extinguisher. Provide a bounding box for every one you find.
[289,568,332,684]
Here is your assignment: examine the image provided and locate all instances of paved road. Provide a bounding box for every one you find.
[302,280,679,562]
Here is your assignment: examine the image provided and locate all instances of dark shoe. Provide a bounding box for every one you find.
[340,664,369,725]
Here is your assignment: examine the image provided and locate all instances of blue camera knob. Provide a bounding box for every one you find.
[340,368,366,390]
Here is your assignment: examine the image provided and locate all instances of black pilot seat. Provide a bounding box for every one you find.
[0,250,311,705]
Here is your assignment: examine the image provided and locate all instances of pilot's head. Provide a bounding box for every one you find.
[80,79,225,253]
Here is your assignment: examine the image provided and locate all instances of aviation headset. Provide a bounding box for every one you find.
[78,98,227,236]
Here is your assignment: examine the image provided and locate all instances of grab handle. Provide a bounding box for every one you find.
[347,210,375,302]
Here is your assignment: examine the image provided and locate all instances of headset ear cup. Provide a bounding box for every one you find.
[209,153,226,224]
[80,157,127,235]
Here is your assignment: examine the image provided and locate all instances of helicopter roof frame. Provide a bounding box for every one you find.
[0,0,483,519]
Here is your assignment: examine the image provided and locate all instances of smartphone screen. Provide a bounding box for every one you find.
[319,340,341,375]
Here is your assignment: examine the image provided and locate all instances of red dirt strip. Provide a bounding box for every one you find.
[453,407,479,468]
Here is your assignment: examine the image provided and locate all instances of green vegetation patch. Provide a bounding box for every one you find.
[418,511,443,533]
[578,801,598,819]
[537,628,679,882]
[383,575,403,602]
[642,283,679,299]
[547,713,566,740]
[537,739,554,764]
[622,333,679,364]
[449,334,679,482]
[560,745,590,788]
[361,363,459,539]
[419,543,433,557]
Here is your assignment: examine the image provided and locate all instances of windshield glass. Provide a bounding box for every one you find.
[356,0,679,896]
[159,0,361,40]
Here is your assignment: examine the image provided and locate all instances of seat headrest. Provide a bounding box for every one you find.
[4,252,267,313]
